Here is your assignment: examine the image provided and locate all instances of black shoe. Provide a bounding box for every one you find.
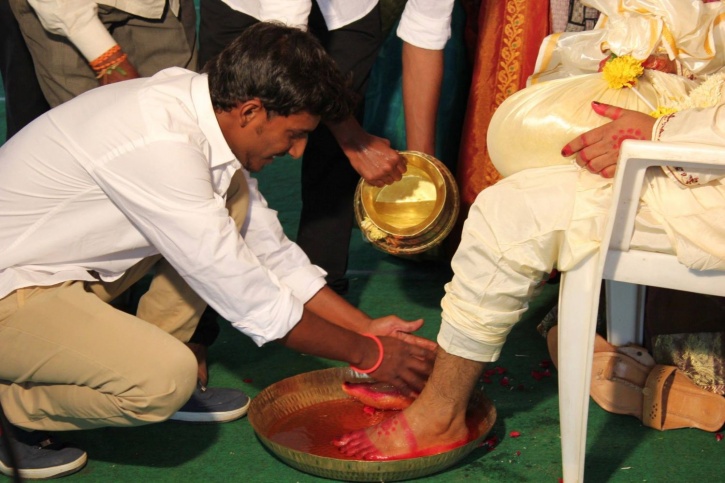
[169,381,250,423]
[0,427,87,480]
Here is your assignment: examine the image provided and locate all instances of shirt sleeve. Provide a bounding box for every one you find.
[653,105,725,187]
[258,0,312,30]
[396,0,454,50]
[241,172,327,304]
[88,140,309,346]
[28,0,116,61]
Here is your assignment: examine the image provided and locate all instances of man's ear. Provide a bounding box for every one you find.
[238,99,264,127]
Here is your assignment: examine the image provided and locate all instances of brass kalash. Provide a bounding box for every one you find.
[247,155,496,481]
[354,150,460,255]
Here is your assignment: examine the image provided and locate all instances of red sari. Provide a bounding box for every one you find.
[452,1,551,248]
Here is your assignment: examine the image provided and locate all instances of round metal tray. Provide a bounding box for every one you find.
[248,367,496,482]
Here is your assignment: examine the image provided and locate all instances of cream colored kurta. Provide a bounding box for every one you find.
[439,0,725,363]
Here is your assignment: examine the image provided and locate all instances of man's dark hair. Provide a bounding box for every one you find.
[203,22,355,123]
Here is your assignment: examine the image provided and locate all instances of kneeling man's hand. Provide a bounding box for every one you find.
[368,315,438,352]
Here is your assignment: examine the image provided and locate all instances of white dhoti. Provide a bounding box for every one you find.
[439,163,725,362]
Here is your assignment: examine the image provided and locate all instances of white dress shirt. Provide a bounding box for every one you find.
[27,0,181,61]
[0,67,326,346]
[221,0,454,50]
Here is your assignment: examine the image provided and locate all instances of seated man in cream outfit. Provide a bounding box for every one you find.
[334,0,725,461]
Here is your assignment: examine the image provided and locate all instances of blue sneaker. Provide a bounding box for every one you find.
[0,426,87,480]
[169,381,250,423]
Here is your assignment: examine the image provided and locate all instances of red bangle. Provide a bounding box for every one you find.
[350,333,384,374]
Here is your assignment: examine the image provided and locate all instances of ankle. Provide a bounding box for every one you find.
[186,342,209,386]
[406,399,468,437]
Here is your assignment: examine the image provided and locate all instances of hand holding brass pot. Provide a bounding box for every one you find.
[354,151,460,256]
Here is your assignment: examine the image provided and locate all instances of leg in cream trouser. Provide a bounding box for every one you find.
[0,171,249,431]
[438,165,675,363]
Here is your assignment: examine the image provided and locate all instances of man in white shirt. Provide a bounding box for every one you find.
[199,0,455,294]
[9,0,198,107]
[0,22,436,479]
[190,0,455,384]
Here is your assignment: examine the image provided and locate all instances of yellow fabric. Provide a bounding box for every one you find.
[488,70,695,177]
[533,0,725,81]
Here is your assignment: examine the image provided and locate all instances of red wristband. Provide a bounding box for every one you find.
[350,333,384,374]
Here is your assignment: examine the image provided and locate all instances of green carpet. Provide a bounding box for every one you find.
[3,51,725,483]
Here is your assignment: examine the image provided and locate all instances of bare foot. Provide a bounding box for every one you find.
[332,402,470,460]
[336,347,485,460]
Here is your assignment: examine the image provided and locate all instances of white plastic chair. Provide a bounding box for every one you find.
[556,140,725,482]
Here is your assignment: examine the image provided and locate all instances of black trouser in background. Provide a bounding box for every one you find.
[0,1,49,140]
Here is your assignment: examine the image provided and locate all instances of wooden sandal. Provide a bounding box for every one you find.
[589,349,654,419]
[642,365,725,431]
[547,326,725,431]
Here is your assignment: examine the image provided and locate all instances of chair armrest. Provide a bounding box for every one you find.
[607,140,725,252]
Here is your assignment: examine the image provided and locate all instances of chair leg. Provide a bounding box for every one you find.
[557,252,603,483]
[605,280,645,346]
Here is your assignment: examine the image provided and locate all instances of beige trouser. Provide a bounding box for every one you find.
[0,171,249,432]
[9,0,198,107]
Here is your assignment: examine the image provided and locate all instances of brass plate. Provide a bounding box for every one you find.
[248,367,496,482]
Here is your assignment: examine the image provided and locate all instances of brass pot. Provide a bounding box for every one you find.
[354,151,460,255]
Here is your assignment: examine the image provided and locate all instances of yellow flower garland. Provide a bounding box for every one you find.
[602,55,645,89]
[650,106,678,118]
[601,54,677,117]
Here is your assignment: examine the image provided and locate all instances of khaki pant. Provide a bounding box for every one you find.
[0,171,249,431]
[9,0,198,107]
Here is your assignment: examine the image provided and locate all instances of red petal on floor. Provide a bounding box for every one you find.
[515,451,521,456]
[716,433,723,442]
[482,377,492,384]
[500,376,510,387]
[495,366,507,374]
[484,436,499,452]
[540,360,552,368]
[243,378,253,383]
[531,370,544,381]
[509,431,521,438]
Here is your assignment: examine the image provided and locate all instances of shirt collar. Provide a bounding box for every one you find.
[191,74,237,169]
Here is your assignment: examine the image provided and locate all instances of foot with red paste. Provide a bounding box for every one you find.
[333,401,469,460]
[334,350,486,460]
[342,381,416,410]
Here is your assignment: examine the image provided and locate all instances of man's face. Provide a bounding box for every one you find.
[221,101,320,172]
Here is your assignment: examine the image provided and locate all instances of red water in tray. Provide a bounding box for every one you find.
[267,398,488,460]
